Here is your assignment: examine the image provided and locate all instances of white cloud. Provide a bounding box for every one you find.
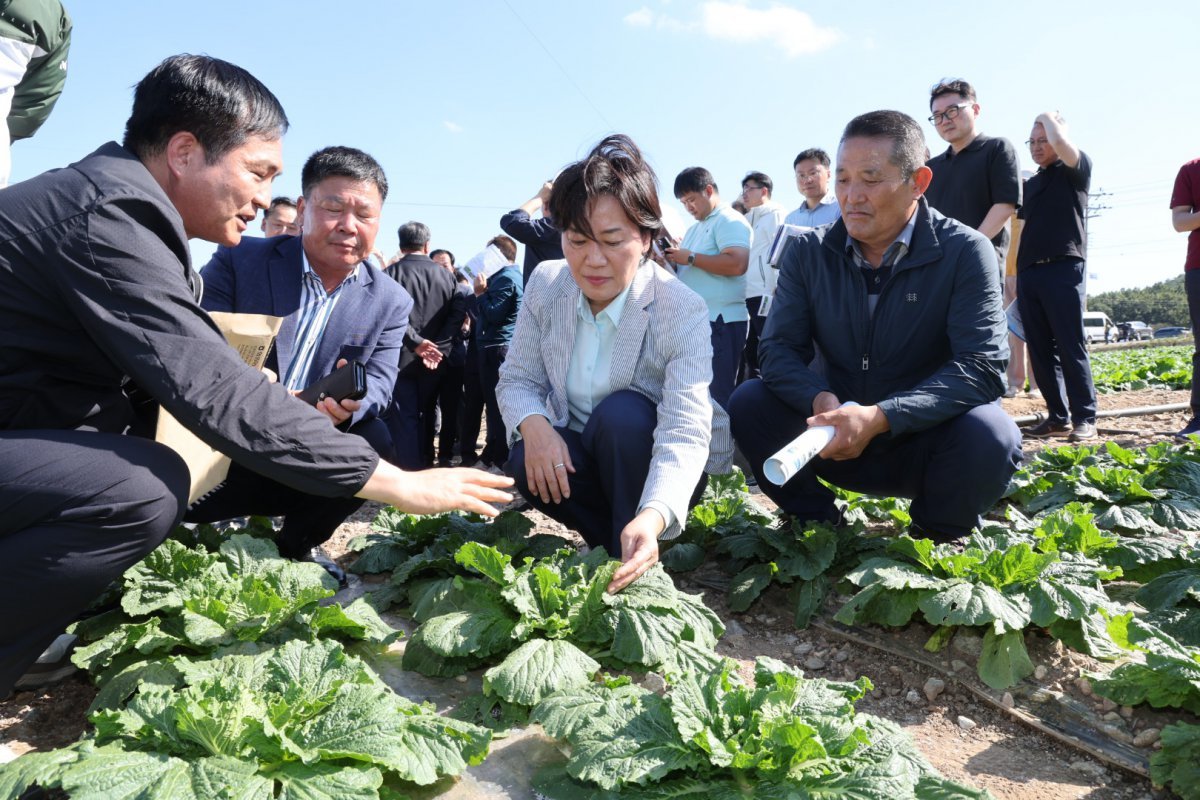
[443,120,463,133]
[623,7,654,27]
[700,2,841,57]
[622,1,841,58]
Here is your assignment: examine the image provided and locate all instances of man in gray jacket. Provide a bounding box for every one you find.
[729,110,1022,542]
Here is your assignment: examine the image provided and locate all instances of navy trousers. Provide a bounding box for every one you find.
[729,379,1023,540]
[428,357,464,466]
[1017,258,1097,425]
[710,315,748,410]
[186,417,392,558]
[389,368,444,469]
[506,390,706,557]
[458,340,485,462]
[0,431,189,696]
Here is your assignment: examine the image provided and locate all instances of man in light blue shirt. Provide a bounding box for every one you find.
[664,167,751,409]
[784,148,841,229]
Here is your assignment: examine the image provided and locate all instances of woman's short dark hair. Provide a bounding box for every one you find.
[123,54,288,163]
[548,134,663,241]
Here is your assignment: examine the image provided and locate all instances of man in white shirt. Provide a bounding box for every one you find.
[784,148,841,228]
[739,171,786,381]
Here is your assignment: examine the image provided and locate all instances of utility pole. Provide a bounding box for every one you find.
[1083,188,1111,300]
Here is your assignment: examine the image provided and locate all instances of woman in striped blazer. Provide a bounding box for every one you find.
[496,135,733,593]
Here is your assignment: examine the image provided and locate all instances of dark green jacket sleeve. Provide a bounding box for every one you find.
[2,0,71,140]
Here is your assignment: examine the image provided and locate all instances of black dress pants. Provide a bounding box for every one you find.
[458,340,484,463]
[1017,258,1097,425]
[729,379,1023,540]
[479,344,510,467]
[506,390,706,557]
[185,416,392,559]
[389,369,444,470]
[0,430,189,696]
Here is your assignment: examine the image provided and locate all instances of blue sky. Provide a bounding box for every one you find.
[10,1,1197,292]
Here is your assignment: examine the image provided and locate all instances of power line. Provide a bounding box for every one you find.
[500,0,613,130]
[383,201,510,211]
[1102,179,1173,192]
[1085,188,1111,221]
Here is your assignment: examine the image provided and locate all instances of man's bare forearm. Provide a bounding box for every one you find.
[692,248,749,276]
[1173,206,1200,233]
[978,203,1016,241]
[1037,112,1080,167]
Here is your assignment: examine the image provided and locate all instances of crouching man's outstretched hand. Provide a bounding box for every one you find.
[357,463,514,517]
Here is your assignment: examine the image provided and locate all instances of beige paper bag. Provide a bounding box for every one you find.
[156,312,284,504]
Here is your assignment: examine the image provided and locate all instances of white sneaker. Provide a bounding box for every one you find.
[12,634,79,691]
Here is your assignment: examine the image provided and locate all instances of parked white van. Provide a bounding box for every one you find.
[1082,311,1114,344]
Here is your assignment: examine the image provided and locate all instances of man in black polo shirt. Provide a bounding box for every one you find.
[925,79,1021,274]
[1016,112,1097,441]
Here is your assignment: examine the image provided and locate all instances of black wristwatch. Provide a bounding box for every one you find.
[686,252,696,266]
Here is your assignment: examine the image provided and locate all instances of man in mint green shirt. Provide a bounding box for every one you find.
[665,167,751,408]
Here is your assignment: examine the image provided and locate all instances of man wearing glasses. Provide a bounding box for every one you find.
[1016,112,1097,442]
[924,79,1021,275]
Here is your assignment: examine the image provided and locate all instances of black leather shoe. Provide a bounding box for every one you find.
[1023,418,1070,439]
[301,548,347,588]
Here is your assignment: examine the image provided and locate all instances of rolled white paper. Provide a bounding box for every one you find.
[763,401,858,486]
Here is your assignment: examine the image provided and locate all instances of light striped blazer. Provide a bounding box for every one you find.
[497,258,734,539]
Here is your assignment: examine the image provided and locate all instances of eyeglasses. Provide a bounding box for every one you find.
[742,185,765,193]
[927,103,971,125]
[1025,137,1049,147]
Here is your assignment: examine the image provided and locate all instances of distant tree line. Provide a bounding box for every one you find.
[1088,274,1189,327]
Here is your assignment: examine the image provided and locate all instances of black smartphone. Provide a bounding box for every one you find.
[296,360,367,406]
[657,236,672,251]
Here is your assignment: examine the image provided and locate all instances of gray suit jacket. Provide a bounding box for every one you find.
[497,259,733,539]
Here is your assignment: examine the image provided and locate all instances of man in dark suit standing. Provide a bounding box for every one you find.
[190,146,412,583]
[386,222,468,469]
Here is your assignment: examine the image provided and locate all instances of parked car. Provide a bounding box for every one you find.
[1116,321,1154,342]
[1153,326,1190,339]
